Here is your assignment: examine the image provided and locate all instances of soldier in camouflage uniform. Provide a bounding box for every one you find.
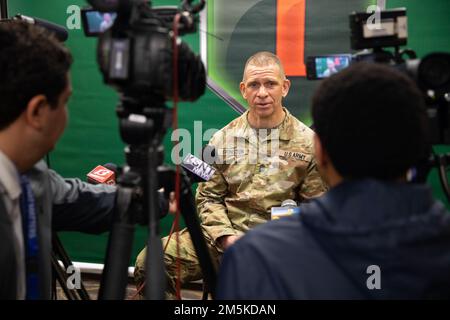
[134,51,327,298]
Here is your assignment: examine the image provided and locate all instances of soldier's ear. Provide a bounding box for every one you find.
[282,78,291,98]
[240,82,247,99]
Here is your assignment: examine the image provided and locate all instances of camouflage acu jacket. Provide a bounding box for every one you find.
[195,108,327,247]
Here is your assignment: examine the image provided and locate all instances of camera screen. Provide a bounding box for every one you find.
[315,55,352,79]
[82,10,117,36]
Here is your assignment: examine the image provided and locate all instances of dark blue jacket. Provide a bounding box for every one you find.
[217,180,450,299]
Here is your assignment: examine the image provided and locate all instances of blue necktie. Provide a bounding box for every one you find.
[19,175,39,300]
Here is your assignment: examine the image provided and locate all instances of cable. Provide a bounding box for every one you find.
[172,12,183,301]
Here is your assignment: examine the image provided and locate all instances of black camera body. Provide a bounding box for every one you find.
[82,0,206,103]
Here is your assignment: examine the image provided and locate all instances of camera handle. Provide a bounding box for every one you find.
[145,142,167,299]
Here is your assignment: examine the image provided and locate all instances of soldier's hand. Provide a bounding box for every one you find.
[218,235,241,250]
[168,191,177,214]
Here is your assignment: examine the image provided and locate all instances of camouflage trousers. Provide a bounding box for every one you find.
[134,228,222,299]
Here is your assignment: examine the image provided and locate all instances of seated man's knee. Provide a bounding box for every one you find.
[134,246,147,286]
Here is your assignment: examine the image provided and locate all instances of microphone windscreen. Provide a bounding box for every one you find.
[181,153,216,182]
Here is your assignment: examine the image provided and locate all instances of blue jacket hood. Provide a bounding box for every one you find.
[300,179,450,299]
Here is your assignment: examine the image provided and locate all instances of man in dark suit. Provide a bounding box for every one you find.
[0,21,116,299]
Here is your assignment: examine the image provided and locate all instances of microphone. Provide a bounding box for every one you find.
[14,14,69,42]
[271,199,301,220]
[87,164,117,185]
[181,152,216,183]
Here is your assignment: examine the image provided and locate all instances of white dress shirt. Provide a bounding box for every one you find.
[0,149,25,299]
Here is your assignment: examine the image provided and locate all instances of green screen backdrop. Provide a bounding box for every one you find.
[6,0,450,265]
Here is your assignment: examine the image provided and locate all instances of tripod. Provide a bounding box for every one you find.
[98,97,217,300]
[51,235,91,300]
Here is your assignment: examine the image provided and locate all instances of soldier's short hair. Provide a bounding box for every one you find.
[312,62,431,180]
[243,51,286,80]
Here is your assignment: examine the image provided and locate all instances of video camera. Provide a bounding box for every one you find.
[80,0,216,300]
[81,0,206,105]
[307,7,450,201]
[306,8,410,80]
[306,8,450,145]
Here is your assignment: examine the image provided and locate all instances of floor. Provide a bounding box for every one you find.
[55,274,206,300]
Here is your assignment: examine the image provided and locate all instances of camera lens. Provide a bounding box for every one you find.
[419,53,450,90]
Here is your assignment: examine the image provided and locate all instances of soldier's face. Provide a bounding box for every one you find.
[240,64,290,120]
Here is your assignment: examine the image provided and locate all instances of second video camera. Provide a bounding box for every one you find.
[306,8,450,144]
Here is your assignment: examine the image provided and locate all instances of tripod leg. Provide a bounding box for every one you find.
[51,253,78,300]
[177,172,217,299]
[144,147,167,300]
[52,234,90,300]
[98,186,136,300]
[202,282,209,300]
[158,167,218,299]
[145,233,166,299]
[179,188,217,299]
